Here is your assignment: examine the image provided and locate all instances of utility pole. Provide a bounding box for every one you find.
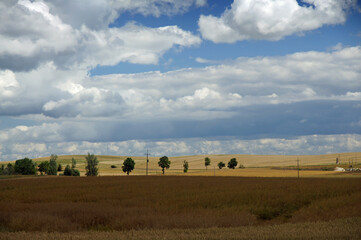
[296,157,300,179]
[145,150,150,176]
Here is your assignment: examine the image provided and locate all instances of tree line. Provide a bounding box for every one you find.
[0,154,244,176]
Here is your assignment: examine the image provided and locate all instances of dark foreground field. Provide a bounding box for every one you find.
[0,176,360,239]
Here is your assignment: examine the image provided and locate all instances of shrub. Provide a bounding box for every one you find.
[218,161,225,169]
[14,158,36,175]
[57,164,62,172]
[228,158,238,169]
[64,165,80,176]
[183,160,189,173]
[321,167,333,171]
[71,169,80,176]
[111,165,117,168]
[238,164,245,169]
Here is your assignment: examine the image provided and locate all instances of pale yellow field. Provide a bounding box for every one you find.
[187,168,338,178]
[3,152,360,177]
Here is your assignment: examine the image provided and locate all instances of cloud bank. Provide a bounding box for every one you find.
[1,132,360,161]
[3,46,359,119]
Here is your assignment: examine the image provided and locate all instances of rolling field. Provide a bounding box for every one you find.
[1,153,360,239]
[18,152,361,177]
[0,176,360,239]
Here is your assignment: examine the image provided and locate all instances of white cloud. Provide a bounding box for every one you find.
[1,132,361,161]
[0,1,202,71]
[195,57,211,63]
[199,0,356,43]
[1,46,360,120]
[1,123,63,145]
[0,62,86,116]
[43,87,126,118]
[86,46,361,119]
[158,87,243,119]
[195,57,221,64]
[346,92,361,97]
[0,69,19,98]
[81,22,201,67]
[15,126,29,132]
[0,0,77,70]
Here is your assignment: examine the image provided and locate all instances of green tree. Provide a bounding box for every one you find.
[64,165,80,176]
[57,164,62,172]
[63,165,72,176]
[205,157,211,170]
[48,154,58,175]
[85,153,99,176]
[158,156,171,175]
[71,158,77,169]
[2,163,15,175]
[183,160,189,173]
[38,161,50,175]
[7,163,15,174]
[218,161,225,169]
[14,158,36,175]
[227,158,238,169]
[122,157,135,175]
[72,169,80,176]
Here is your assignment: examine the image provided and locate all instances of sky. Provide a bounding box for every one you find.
[0,0,361,161]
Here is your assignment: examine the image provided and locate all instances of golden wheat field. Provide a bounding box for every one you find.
[11,152,359,177]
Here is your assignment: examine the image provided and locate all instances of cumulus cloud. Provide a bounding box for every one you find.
[0,0,77,71]
[199,0,357,43]
[43,87,125,118]
[80,22,201,67]
[84,46,361,120]
[0,70,19,98]
[1,46,360,121]
[0,62,86,116]
[0,0,202,71]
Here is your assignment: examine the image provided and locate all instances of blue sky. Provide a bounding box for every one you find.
[0,0,361,161]
[91,0,361,75]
